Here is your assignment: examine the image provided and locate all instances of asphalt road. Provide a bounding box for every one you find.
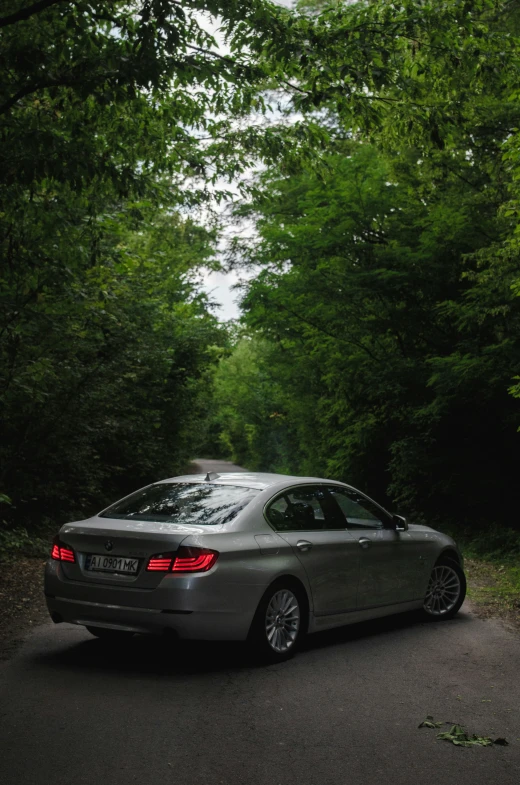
[1,461,519,785]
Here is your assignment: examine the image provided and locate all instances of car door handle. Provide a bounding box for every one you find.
[296,540,313,552]
[358,538,372,549]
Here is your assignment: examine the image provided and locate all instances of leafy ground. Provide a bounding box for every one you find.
[0,557,48,660]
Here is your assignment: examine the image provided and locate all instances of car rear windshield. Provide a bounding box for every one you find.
[100,483,260,525]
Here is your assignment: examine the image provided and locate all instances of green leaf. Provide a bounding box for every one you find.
[436,724,503,747]
[419,716,443,729]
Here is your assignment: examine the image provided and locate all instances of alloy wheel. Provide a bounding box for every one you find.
[424,564,462,616]
[265,589,301,653]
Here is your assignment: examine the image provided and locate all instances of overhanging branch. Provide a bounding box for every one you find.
[0,0,68,29]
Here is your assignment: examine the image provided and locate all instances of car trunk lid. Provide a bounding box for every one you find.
[57,517,210,588]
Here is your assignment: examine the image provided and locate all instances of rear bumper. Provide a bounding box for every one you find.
[45,595,254,639]
[44,560,264,640]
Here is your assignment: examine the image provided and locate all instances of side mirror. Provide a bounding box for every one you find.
[393,514,408,532]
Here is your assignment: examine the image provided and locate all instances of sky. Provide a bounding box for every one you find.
[203,268,244,321]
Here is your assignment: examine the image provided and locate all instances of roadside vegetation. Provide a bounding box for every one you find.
[1,0,520,625]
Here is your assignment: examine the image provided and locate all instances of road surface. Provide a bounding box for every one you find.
[1,460,519,785]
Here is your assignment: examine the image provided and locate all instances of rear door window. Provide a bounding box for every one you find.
[266,486,345,531]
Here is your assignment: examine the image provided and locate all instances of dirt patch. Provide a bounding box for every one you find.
[465,558,520,631]
[0,557,48,660]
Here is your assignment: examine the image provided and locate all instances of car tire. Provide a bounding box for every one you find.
[421,558,466,621]
[86,626,134,641]
[247,579,307,663]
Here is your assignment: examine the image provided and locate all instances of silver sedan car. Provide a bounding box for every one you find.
[45,471,466,661]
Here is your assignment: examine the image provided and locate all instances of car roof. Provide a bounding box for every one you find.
[160,472,347,491]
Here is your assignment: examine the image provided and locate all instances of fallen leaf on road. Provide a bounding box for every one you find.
[418,715,443,729]
[435,723,508,748]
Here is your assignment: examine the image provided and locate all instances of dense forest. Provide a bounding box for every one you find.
[1,0,520,553]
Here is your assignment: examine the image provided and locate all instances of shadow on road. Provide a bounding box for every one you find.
[31,609,472,679]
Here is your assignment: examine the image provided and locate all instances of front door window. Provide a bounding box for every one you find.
[327,488,386,530]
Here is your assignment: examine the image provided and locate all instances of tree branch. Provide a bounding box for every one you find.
[0,0,68,29]
[186,44,311,95]
[0,79,67,116]
[0,68,124,116]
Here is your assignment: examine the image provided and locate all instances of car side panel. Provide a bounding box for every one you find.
[308,599,424,633]
[355,529,425,607]
[277,530,359,615]
[407,527,455,597]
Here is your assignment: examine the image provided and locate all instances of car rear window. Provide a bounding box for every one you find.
[100,483,260,525]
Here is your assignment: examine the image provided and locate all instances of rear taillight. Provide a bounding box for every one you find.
[172,547,218,573]
[51,537,76,563]
[146,546,218,574]
[147,554,174,571]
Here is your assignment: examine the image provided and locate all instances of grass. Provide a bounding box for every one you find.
[465,558,520,622]
[444,525,520,628]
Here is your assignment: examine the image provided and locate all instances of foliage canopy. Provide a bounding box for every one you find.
[2,0,520,540]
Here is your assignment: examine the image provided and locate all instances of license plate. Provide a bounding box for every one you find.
[86,554,140,574]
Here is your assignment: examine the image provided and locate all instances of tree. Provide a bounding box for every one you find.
[227,139,520,527]
[210,0,520,533]
[210,335,298,471]
[0,198,225,530]
[1,0,301,532]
